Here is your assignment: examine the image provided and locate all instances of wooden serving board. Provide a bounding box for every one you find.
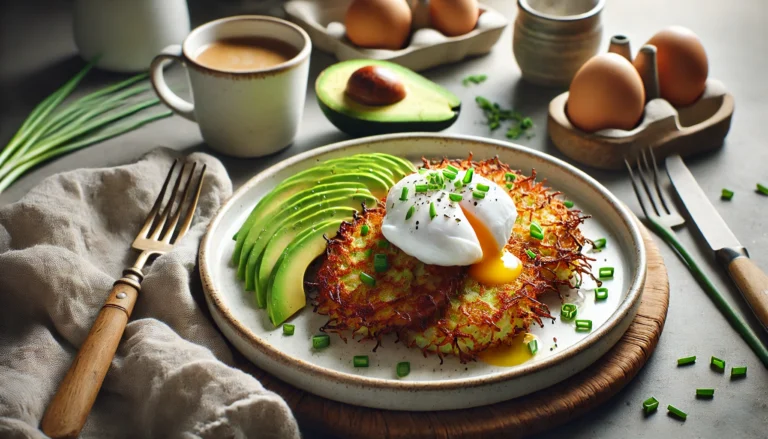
[232,225,669,438]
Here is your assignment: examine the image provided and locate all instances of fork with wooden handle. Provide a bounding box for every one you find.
[41,160,206,439]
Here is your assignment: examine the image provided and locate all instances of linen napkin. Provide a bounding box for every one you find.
[0,149,300,439]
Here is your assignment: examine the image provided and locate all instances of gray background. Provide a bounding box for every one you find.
[1,0,767,438]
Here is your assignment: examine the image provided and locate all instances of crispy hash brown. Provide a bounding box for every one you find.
[312,156,596,362]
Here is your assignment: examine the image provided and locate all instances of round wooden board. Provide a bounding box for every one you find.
[232,225,669,438]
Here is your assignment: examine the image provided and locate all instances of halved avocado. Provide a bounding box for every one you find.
[316,59,461,136]
[267,219,344,326]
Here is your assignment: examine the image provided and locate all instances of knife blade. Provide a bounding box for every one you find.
[666,154,768,331]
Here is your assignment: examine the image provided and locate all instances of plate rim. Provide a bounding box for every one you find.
[199,132,647,391]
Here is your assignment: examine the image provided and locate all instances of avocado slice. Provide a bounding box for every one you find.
[281,159,396,187]
[257,206,358,297]
[267,219,344,326]
[315,59,461,136]
[325,153,415,181]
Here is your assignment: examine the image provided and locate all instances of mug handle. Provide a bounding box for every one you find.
[150,45,196,122]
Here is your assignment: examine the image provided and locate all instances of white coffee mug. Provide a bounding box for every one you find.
[150,16,311,158]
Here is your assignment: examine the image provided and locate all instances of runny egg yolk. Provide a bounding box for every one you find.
[478,333,538,366]
[462,207,523,285]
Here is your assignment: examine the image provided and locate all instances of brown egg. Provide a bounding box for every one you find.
[636,26,708,106]
[345,0,412,50]
[429,0,479,37]
[567,53,646,133]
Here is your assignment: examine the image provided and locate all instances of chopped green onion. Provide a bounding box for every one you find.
[505,172,516,181]
[364,248,373,258]
[449,193,463,202]
[677,355,696,366]
[593,238,607,249]
[520,117,533,129]
[667,405,687,420]
[428,183,440,190]
[463,168,474,184]
[399,187,409,201]
[415,184,428,193]
[599,267,614,279]
[527,339,538,355]
[443,169,457,180]
[406,205,415,220]
[506,183,513,190]
[530,230,544,240]
[561,303,577,320]
[360,272,376,287]
[312,334,330,349]
[758,183,768,195]
[563,200,574,208]
[595,287,608,301]
[696,388,715,397]
[361,224,369,236]
[575,319,592,332]
[530,222,544,240]
[378,240,390,248]
[429,202,437,219]
[525,249,537,259]
[711,356,725,372]
[396,361,410,378]
[642,397,659,414]
[721,188,734,200]
[731,366,747,378]
[374,254,388,273]
[353,355,369,368]
[476,183,490,192]
[283,324,295,336]
[418,168,428,175]
[447,164,459,173]
[472,190,486,199]
[454,180,463,189]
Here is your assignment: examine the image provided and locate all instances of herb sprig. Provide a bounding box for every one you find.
[475,96,534,140]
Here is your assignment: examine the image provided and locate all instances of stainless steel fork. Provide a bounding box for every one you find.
[41,160,206,439]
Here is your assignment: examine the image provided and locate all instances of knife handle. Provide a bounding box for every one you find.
[717,247,768,330]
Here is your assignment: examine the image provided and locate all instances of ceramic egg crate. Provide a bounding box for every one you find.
[548,34,734,170]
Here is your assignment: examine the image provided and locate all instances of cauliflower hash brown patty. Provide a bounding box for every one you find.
[312,156,596,362]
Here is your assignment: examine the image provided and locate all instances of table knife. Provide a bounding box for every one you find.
[666,154,768,331]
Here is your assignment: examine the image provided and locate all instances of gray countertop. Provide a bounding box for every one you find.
[2,1,767,438]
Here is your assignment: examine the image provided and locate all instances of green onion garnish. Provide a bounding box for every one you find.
[476,183,490,192]
[396,361,410,378]
[530,222,544,240]
[374,254,388,273]
[599,267,614,278]
[575,319,592,332]
[506,183,513,190]
[667,405,687,420]
[361,224,369,236]
[418,168,428,174]
[428,183,440,190]
[406,205,415,220]
[564,200,574,208]
[595,287,608,301]
[593,238,607,249]
[642,397,659,415]
[353,355,369,368]
[399,187,409,201]
[463,168,474,184]
[525,249,537,259]
[454,180,463,189]
[677,355,696,366]
[696,388,715,398]
[731,366,747,378]
[528,339,538,355]
[364,248,373,258]
[312,334,330,349]
[561,303,577,320]
[429,202,437,219]
[443,169,457,180]
[415,184,428,193]
[378,240,390,248]
[711,356,725,372]
[758,183,768,195]
[721,188,734,200]
[449,193,463,202]
[283,324,295,336]
[472,190,486,199]
[505,172,516,181]
[521,117,533,129]
[447,164,459,173]
[360,272,376,287]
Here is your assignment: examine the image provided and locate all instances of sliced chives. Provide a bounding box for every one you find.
[418,168,428,174]
[446,164,459,173]
[283,324,295,336]
[378,240,389,248]
[472,190,486,199]
[506,183,513,190]
[575,319,592,332]
[406,205,415,220]
[429,202,437,219]
[711,356,725,372]
[454,180,463,189]
[721,188,734,200]
[428,183,440,190]
[677,355,696,366]
[463,168,474,184]
[361,224,369,236]
[525,249,537,259]
[731,366,747,378]
[353,355,369,367]
[599,267,614,279]
[476,183,490,192]
[312,334,330,349]
[374,253,388,273]
[563,200,574,208]
[595,287,608,301]
[642,397,659,414]
[667,405,687,420]
[505,172,516,181]
[561,303,577,320]
[449,193,463,202]
[415,184,428,193]
[696,388,715,398]
[593,238,607,249]
[530,230,544,240]
[530,222,544,240]
[758,183,768,195]
[399,186,409,201]
[442,169,457,180]
[360,272,376,287]
[364,248,373,258]
[527,339,538,355]
[396,361,410,378]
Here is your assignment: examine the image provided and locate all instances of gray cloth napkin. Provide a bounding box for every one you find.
[0,149,300,439]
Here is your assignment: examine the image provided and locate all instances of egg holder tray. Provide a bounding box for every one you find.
[547,40,735,171]
[283,0,508,72]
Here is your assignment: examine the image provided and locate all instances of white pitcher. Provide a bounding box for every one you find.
[73,0,191,72]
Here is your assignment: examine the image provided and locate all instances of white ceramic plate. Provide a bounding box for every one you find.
[283,0,508,72]
[200,133,646,411]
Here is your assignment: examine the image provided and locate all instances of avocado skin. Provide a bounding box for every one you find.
[318,99,461,136]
